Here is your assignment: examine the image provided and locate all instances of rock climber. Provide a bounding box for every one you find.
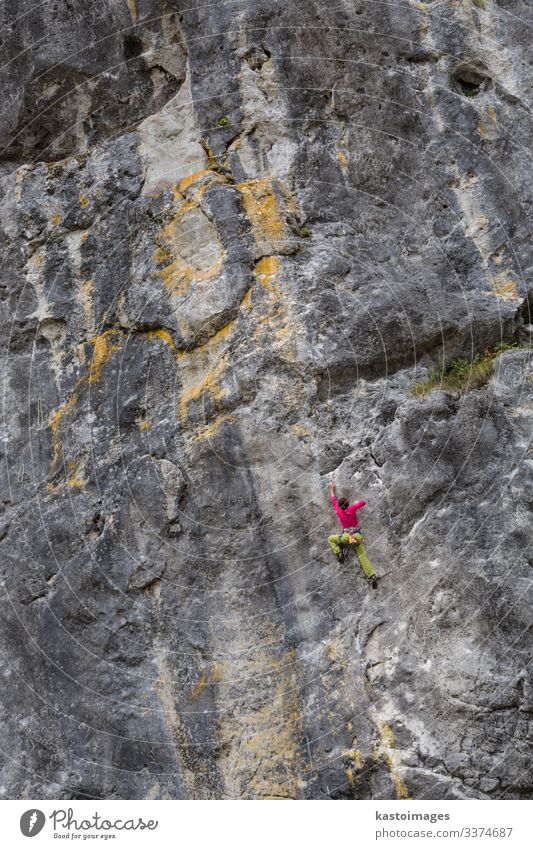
[327,480,377,588]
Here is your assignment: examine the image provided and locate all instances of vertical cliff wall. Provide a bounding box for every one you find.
[0,0,532,799]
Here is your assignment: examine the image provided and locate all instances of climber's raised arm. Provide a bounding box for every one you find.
[329,479,339,509]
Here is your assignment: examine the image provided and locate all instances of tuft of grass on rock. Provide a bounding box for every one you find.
[492,340,523,354]
[410,344,528,398]
[296,225,311,238]
[217,116,229,126]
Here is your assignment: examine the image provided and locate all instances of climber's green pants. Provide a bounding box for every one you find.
[328,532,376,578]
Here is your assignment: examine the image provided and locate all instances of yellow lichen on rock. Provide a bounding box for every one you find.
[375,720,411,800]
[237,177,297,254]
[144,328,176,350]
[48,328,178,472]
[489,271,521,301]
[155,197,225,296]
[250,255,302,373]
[88,330,123,384]
[79,192,89,208]
[177,319,238,430]
[67,475,85,490]
[177,168,225,198]
[252,257,284,327]
[254,255,280,287]
[48,331,124,469]
[178,354,227,422]
[190,413,233,443]
[238,177,284,240]
[337,149,348,170]
[49,391,80,470]
[177,318,236,360]
[178,169,210,192]
[67,458,86,490]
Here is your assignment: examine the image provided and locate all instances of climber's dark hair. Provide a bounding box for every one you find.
[338,497,349,509]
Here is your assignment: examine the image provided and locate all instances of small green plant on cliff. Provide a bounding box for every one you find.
[493,340,523,354]
[217,115,229,126]
[297,225,311,238]
[411,346,513,398]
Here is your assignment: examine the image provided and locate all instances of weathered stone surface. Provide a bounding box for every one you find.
[0,0,532,799]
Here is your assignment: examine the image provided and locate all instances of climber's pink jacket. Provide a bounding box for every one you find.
[331,494,366,529]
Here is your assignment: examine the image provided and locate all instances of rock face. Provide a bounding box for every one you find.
[0,0,532,800]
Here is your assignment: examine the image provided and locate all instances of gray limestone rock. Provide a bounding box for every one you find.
[0,0,532,800]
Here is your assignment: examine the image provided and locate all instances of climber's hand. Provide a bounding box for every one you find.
[329,480,335,492]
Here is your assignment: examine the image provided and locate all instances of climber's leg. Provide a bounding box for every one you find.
[353,534,376,579]
[328,534,343,557]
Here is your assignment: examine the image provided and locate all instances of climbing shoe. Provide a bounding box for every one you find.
[336,550,345,564]
[369,576,378,590]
